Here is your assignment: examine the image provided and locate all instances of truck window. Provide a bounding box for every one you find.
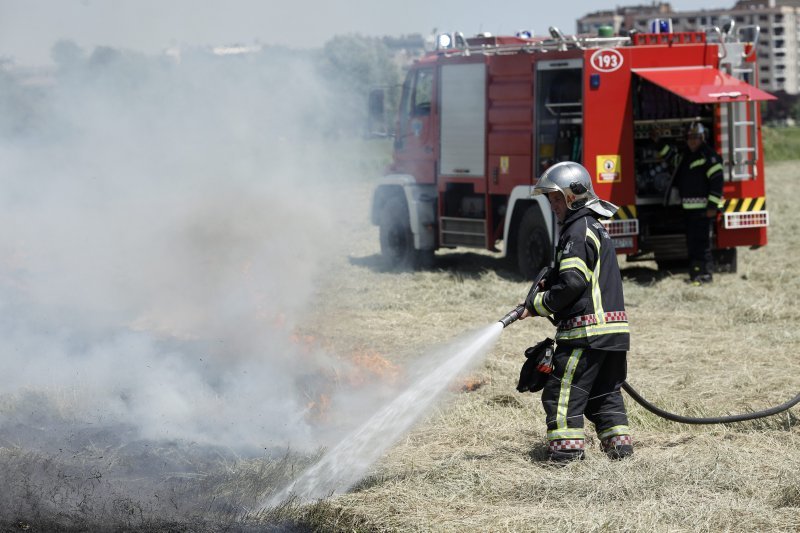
[535,61,583,173]
[396,67,434,149]
[398,71,413,134]
[412,68,433,116]
[399,68,434,119]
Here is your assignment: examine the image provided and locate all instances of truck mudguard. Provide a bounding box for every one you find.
[371,174,438,251]
[502,186,555,259]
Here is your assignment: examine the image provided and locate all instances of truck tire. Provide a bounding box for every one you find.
[379,196,418,269]
[516,209,551,280]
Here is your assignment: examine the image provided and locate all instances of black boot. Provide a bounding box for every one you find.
[601,435,633,460]
[548,439,585,463]
[548,449,586,463]
[689,263,713,285]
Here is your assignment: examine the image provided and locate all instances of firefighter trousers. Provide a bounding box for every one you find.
[541,345,630,444]
[685,211,713,278]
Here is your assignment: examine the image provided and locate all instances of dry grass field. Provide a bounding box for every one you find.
[267,159,800,531]
[1,156,798,532]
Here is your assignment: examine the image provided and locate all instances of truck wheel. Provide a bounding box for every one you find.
[516,209,551,280]
[379,196,416,269]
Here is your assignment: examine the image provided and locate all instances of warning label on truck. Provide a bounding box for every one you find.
[596,155,621,183]
[500,156,510,174]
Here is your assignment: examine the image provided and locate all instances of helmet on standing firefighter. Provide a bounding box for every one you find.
[687,121,707,140]
[533,161,619,218]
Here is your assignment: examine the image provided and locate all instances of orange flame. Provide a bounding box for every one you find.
[344,349,402,387]
[305,393,331,423]
[456,376,489,392]
[289,334,403,424]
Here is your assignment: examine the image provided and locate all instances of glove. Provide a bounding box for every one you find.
[516,337,555,393]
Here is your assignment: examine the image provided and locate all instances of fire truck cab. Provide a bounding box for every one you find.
[370,23,774,278]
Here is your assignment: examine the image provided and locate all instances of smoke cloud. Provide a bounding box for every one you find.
[0,41,383,461]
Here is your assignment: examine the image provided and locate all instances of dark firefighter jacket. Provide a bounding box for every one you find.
[526,207,630,351]
[659,142,724,211]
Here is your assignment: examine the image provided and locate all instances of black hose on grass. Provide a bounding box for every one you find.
[622,381,800,424]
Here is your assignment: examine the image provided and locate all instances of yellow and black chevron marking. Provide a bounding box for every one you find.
[723,197,766,213]
[611,205,637,220]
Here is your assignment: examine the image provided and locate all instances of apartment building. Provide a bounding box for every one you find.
[577,1,800,94]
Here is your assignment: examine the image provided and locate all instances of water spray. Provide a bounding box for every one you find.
[258,324,503,509]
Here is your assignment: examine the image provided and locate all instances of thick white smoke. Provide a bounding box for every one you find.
[0,44,378,454]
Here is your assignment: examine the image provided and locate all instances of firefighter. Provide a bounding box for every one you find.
[654,123,724,284]
[520,161,632,462]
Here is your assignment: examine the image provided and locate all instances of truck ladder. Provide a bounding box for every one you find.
[718,48,760,181]
[719,33,759,181]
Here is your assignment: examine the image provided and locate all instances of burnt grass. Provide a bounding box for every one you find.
[0,419,326,532]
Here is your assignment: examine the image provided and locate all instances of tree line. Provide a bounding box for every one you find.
[0,34,420,142]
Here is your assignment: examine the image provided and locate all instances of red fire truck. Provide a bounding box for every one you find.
[370,23,774,278]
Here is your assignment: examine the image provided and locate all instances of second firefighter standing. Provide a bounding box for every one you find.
[654,122,724,284]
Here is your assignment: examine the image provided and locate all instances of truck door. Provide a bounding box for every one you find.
[438,61,489,249]
[534,59,584,174]
[439,62,486,179]
[394,67,436,184]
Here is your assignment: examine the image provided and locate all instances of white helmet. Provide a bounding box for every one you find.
[687,121,707,140]
[533,161,619,218]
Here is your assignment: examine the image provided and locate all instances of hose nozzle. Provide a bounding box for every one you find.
[499,267,553,329]
[499,304,527,328]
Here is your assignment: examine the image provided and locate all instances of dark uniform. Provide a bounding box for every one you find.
[526,207,631,460]
[658,141,724,282]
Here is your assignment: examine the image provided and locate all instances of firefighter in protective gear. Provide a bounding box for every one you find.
[655,122,724,284]
[520,161,633,462]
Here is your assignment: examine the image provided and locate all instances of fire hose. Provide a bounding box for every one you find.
[620,381,800,425]
[500,267,800,425]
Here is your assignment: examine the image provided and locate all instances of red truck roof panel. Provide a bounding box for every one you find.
[632,66,776,103]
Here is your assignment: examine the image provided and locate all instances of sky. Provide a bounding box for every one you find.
[1,0,733,66]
